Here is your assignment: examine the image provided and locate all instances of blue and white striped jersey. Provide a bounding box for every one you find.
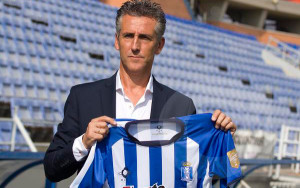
[71,113,242,188]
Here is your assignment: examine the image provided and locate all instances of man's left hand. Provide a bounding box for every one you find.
[211,110,237,135]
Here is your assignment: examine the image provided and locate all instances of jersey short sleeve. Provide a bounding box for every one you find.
[177,113,242,187]
[207,126,241,187]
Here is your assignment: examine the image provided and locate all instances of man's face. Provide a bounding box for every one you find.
[115,15,165,75]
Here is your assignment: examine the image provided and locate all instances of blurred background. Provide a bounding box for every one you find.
[0,0,300,187]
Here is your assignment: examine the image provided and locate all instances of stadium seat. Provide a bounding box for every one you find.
[11,98,32,120]
[14,83,26,98]
[0,121,13,151]
[43,101,55,121]
[26,84,37,99]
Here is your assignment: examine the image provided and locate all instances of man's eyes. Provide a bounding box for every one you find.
[122,34,151,40]
[124,34,134,38]
[139,35,151,40]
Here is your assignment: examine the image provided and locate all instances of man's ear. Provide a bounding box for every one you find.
[114,33,120,50]
[155,37,165,55]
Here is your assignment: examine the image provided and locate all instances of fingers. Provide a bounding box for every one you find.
[94,126,109,135]
[213,110,226,129]
[230,128,236,136]
[89,120,110,137]
[83,116,115,149]
[221,117,232,130]
[94,121,109,129]
[211,109,221,122]
[212,110,237,135]
[92,127,109,140]
[92,116,117,126]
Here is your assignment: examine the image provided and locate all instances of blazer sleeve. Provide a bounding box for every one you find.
[187,97,197,115]
[43,86,85,182]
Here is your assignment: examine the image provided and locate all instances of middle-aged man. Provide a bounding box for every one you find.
[44,0,237,182]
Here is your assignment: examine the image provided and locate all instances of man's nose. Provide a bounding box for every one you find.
[131,36,140,54]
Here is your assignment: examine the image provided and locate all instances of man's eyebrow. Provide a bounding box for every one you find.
[122,32,134,36]
[121,32,153,39]
[139,34,152,38]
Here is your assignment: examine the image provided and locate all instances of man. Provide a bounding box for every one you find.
[44,0,236,182]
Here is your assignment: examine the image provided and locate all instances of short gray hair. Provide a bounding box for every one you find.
[115,0,166,40]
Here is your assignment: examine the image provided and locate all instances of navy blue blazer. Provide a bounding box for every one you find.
[43,73,196,182]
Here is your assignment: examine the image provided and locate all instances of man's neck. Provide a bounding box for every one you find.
[119,67,151,106]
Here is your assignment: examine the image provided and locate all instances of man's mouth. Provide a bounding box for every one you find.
[129,56,143,59]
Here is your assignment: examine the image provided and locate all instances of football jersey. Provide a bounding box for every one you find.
[70,113,242,188]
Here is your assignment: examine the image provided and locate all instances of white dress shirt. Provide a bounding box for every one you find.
[72,71,153,161]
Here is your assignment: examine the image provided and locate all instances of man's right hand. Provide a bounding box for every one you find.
[82,116,117,149]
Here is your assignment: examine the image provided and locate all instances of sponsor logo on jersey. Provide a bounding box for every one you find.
[123,186,134,188]
[227,148,240,168]
[181,161,193,182]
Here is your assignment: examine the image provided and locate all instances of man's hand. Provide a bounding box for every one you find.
[212,110,237,135]
[82,116,117,149]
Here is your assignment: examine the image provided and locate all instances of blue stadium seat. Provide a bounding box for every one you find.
[2,80,14,97]
[14,82,26,98]
[43,101,55,121]
[0,81,3,97]
[11,98,32,120]
[0,24,5,39]
[31,100,44,121]
[0,121,13,150]
[36,85,48,100]
[25,84,37,99]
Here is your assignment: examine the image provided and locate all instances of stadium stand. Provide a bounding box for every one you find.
[0,0,299,152]
[0,0,299,187]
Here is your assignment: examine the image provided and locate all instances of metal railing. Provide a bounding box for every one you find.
[274,125,300,178]
[0,107,37,152]
[0,106,60,152]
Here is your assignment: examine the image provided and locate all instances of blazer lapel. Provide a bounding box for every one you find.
[100,73,117,118]
[150,76,167,119]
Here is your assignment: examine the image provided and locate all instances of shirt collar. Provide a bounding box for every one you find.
[116,70,153,95]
